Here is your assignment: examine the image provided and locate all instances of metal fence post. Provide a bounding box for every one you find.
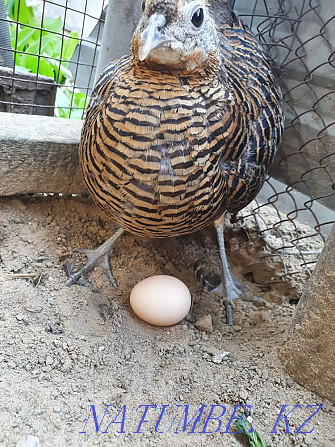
[95,0,141,81]
[0,0,13,67]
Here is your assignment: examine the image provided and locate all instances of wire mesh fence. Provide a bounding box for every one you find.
[0,0,334,287]
[0,0,107,117]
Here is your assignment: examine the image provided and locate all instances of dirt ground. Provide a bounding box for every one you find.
[0,194,334,447]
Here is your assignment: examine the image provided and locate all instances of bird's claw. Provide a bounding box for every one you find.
[64,246,119,288]
[64,262,90,287]
[101,254,118,289]
[223,282,266,325]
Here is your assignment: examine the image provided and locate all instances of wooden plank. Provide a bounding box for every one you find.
[0,112,86,196]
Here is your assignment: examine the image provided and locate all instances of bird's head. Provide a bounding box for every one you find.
[131,0,220,72]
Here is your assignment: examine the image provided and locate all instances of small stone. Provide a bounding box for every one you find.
[323,400,334,412]
[194,315,213,333]
[249,310,270,326]
[16,314,29,324]
[203,345,220,356]
[38,355,46,365]
[61,358,72,372]
[53,404,62,413]
[212,352,231,364]
[45,355,53,366]
[286,378,295,388]
[11,199,26,212]
[164,262,174,272]
[239,389,249,401]
[16,435,40,447]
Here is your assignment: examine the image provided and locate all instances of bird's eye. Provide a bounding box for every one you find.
[141,1,145,12]
[191,8,204,28]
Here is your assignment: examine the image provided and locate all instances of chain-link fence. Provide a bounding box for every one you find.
[233,0,335,285]
[0,0,334,287]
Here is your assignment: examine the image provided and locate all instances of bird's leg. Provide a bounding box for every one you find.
[66,228,125,287]
[214,216,266,326]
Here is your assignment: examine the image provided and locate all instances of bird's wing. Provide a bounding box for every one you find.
[82,55,131,132]
[217,13,284,214]
[210,0,235,27]
[79,55,132,200]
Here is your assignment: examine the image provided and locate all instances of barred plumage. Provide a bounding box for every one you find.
[80,6,283,239]
[71,0,283,325]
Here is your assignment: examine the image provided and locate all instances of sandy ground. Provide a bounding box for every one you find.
[0,194,334,447]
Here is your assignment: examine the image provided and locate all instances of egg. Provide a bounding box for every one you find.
[130,275,191,326]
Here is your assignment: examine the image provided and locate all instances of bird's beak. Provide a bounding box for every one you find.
[138,13,169,61]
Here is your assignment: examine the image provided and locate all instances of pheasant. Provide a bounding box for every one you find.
[67,0,283,325]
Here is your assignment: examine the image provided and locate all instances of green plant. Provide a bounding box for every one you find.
[5,0,87,118]
[235,417,271,447]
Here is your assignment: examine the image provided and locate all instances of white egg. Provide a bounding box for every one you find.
[130,275,191,326]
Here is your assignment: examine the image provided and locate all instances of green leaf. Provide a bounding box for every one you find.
[15,26,39,52]
[6,0,36,25]
[61,31,79,64]
[73,91,87,109]
[43,17,63,34]
[55,87,71,118]
[26,33,56,57]
[235,417,271,447]
[21,53,54,78]
[55,87,87,119]
[6,0,87,118]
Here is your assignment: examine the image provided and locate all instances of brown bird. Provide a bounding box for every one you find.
[67,0,283,325]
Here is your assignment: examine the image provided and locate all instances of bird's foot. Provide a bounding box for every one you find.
[64,261,90,287]
[65,250,118,288]
[65,228,125,287]
[224,282,267,326]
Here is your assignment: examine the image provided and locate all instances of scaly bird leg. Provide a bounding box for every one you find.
[66,228,125,287]
[214,216,266,326]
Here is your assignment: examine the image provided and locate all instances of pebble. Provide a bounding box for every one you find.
[212,352,231,364]
[16,435,40,447]
[45,355,53,366]
[203,345,220,356]
[53,404,62,413]
[194,315,213,333]
[16,314,29,324]
[11,199,26,212]
[286,377,295,388]
[239,389,249,401]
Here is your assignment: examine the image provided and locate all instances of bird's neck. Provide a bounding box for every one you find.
[132,50,221,81]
